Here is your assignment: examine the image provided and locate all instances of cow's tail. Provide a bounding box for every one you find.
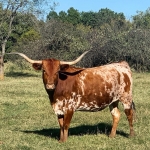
[131,101,136,122]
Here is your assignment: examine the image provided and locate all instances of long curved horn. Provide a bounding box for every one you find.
[60,51,89,65]
[5,52,42,64]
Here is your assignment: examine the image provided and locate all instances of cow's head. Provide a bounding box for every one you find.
[7,51,88,90]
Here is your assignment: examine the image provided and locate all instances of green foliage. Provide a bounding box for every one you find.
[47,7,126,28]
[47,11,58,20]
[67,7,81,25]
[97,8,125,25]
[0,1,43,54]
[59,11,67,22]
[19,29,41,43]
[2,5,150,71]
[81,11,98,27]
[47,7,81,26]
[4,60,33,75]
[133,7,150,29]
[7,13,41,52]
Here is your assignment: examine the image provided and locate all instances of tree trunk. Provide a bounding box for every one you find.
[0,54,4,80]
[0,42,6,80]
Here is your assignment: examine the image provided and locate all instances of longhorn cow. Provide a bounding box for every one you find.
[7,51,135,142]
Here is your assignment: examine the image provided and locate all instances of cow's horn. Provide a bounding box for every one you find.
[5,52,42,64]
[60,51,89,65]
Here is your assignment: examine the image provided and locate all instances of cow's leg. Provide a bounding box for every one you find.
[58,115,64,142]
[63,110,74,142]
[58,110,73,142]
[109,101,120,138]
[124,102,135,137]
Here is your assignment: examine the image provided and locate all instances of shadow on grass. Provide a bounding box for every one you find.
[5,72,40,78]
[22,123,128,140]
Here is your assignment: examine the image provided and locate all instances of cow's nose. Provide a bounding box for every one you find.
[46,84,55,90]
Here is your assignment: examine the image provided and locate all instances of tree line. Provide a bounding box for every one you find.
[47,7,126,28]
[1,1,150,77]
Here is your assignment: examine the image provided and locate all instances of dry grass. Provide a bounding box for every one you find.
[0,71,150,150]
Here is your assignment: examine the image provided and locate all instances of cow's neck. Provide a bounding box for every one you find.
[46,90,55,103]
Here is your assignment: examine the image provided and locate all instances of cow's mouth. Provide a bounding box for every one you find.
[46,84,55,90]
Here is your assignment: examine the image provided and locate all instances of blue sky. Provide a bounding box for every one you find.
[54,0,150,20]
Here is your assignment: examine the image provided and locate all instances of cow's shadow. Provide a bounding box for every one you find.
[22,123,128,140]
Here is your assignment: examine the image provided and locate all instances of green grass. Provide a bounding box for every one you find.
[0,71,150,150]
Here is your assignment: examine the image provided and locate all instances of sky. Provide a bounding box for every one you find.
[54,0,150,20]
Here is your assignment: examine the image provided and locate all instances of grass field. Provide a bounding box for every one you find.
[0,70,150,150]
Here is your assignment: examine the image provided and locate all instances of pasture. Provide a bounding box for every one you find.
[0,69,150,149]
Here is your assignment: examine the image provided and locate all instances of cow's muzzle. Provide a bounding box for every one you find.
[46,84,55,90]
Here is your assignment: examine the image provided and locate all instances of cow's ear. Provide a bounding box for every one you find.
[60,64,69,71]
[32,63,42,70]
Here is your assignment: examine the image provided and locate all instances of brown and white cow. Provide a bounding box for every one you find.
[7,51,135,142]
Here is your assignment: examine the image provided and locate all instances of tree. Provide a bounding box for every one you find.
[59,11,67,22]
[132,7,150,29]
[0,0,54,79]
[47,10,58,20]
[81,11,98,27]
[66,7,80,25]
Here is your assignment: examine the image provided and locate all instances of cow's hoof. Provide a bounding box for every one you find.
[109,134,115,138]
[129,132,136,138]
[58,140,63,143]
